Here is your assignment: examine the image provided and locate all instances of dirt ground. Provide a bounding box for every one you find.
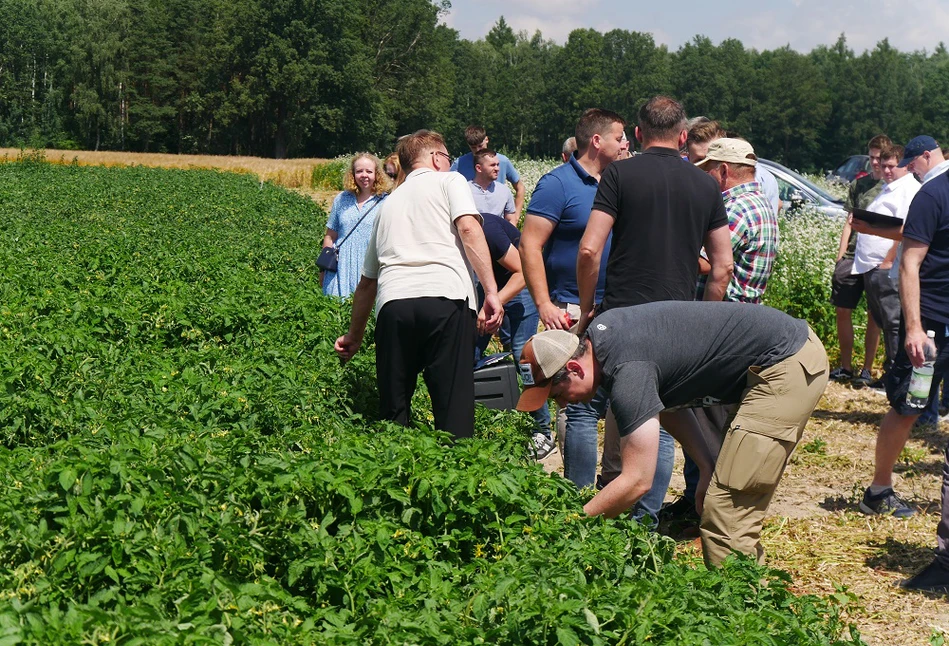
[540,382,949,645]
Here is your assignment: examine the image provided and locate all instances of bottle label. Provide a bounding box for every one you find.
[908,372,933,399]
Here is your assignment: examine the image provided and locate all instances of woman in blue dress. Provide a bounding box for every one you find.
[320,153,391,297]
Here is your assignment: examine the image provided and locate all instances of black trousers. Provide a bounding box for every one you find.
[375,297,476,439]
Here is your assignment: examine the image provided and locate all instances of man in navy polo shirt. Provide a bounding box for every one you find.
[520,108,627,490]
[882,173,949,593]
[451,125,525,216]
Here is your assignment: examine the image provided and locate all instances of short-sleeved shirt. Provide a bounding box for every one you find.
[852,173,919,275]
[755,165,781,217]
[842,175,885,259]
[587,302,809,436]
[902,172,949,324]
[525,155,610,304]
[451,152,521,186]
[482,215,520,290]
[469,180,516,220]
[362,168,481,314]
[591,146,728,310]
[696,181,778,303]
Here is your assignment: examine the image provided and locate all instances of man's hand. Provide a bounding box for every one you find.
[335,334,362,363]
[478,292,503,335]
[538,301,570,330]
[905,327,930,368]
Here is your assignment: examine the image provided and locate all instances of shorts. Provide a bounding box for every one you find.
[830,258,864,309]
[885,318,949,416]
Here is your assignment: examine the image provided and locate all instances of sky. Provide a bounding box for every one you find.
[441,0,949,55]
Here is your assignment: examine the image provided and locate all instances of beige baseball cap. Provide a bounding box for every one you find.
[694,137,757,167]
[516,330,579,411]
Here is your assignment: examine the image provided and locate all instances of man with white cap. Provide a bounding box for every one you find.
[516,301,828,566]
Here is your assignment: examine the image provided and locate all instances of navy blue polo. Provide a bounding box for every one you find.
[526,155,610,304]
[903,172,949,324]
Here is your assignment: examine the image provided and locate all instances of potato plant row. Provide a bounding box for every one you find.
[0,162,862,644]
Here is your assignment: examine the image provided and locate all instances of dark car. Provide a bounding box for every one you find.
[827,155,870,184]
[759,158,847,219]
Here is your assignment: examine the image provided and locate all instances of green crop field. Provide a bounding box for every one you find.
[0,160,862,644]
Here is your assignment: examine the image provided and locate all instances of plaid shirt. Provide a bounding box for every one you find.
[698,181,778,303]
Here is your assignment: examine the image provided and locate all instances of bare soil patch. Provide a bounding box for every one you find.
[540,383,949,645]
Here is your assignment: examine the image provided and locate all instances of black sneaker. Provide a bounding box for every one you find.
[531,433,556,460]
[851,369,873,389]
[868,377,887,395]
[829,366,854,382]
[900,559,949,594]
[859,487,915,518]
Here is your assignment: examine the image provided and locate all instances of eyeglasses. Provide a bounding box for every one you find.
[431,150,452,165]
[386,171,398,180]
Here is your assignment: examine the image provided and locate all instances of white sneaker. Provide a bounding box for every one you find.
[531,433,556,460]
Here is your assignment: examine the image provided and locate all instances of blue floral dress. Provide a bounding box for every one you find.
[322,191,385,297]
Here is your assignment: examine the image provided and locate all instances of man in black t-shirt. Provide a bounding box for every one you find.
[576,96,732,326]
[515,302,829,567]
[574,96,734,518]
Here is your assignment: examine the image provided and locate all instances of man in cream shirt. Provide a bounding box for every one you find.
[850,144,920,386]
[335,129,503,439]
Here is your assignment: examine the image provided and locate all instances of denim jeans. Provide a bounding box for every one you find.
[562,387,608,488]
[632,428,676,526]
[476,287,551,435]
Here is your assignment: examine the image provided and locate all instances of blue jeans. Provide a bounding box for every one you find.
[632,428,676,526]
[476,287,551,435]
[562,387,608,488]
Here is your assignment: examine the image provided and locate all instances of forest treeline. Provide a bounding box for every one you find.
[2,0,949,171]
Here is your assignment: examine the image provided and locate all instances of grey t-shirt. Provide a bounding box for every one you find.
[587,301,809,436]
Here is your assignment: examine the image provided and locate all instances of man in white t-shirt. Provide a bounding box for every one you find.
[850,144,920,382]
[335,130,503,439]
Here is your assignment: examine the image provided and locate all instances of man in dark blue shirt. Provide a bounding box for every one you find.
[520,108,626,489]
[875,173,949,593]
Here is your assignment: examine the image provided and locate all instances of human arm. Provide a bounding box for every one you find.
[334,276,378,362]
[511,179,526,220]
[495,245,526,305]
[836,218,852,261]
[849,217,903,241]
[320,228,339,287]
[576,209,613,334]
[899,239,930,367]
[697,256,711,275]
[584,417,660,517]
[702,225,733,301]
[456,214,503,335]
[520,214,570,330]
[659,409,716,514]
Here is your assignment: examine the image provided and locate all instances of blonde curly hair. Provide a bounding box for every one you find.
[343,153,392,196]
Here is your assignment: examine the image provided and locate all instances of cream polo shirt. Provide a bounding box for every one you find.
[362,167,482,316]
[852,172,920,275]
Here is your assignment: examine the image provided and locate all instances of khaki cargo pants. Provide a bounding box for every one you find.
[700,329,829,567]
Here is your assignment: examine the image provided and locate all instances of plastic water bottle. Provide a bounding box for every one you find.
[906,330,938,409]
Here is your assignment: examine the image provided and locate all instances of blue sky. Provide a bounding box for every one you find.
[442,0,949,54]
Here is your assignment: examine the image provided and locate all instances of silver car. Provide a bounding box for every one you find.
[759,158,847,219]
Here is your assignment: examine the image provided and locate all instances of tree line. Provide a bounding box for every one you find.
[2,0,948,171]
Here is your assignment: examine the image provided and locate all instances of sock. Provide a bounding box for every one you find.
[868,484,891,495]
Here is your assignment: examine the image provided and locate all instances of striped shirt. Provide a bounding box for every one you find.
[698,181,778,303]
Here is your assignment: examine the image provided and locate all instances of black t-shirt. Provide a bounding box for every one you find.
[591,147,728,311]
[903,172,949,324]
[587,301,809,436]
[482,215,521,290]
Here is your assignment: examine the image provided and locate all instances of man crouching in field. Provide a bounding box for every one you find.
[516,301,828,566]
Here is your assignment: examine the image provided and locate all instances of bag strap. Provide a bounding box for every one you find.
[335,194,386,250]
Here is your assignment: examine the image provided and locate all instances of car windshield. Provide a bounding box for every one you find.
[762,160,842,204]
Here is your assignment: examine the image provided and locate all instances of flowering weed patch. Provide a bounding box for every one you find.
[0,162,864,644]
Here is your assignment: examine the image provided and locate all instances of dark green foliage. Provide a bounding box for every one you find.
[0,163,864,644]
[2,4,948,167]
